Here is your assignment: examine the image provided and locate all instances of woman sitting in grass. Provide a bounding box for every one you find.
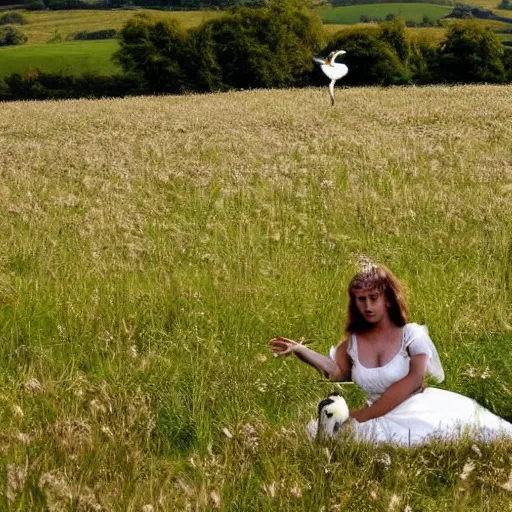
[269,262,512,446]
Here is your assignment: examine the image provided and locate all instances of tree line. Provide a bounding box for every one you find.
[0,1,511,100]
[5,0,266,10]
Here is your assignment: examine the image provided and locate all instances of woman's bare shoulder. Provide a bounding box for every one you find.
[334,338,351,362]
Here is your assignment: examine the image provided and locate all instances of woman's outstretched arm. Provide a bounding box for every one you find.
[350,354,428,422]
[269,336,351,381]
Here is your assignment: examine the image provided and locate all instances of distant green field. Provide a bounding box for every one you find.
[0,40,120,79]
[317,3,452,24]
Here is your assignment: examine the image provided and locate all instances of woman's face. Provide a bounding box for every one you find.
[353,287,390,324]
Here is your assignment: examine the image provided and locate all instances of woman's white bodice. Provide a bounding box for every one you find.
[348,332,411,402]
[329,323,445,401]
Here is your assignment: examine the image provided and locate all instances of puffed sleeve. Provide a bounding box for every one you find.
[404,323,445,382]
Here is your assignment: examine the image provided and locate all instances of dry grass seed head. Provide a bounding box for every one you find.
[38,471,73,512]
[7,461,28,503]
[53,418,92,455]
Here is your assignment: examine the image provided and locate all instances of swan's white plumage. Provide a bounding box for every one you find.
[313,50,348,105]
[319,394,350,437]
[306,394,350,440]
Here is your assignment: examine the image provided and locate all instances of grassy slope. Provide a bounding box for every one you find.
[1,85,512,511]
[0,40,120,79]
[325,22,450,44]
[470,0,512,16]
[20,8,223,45]
[0,9,222,80]
[317,3,452,23]
[322,17,510,45]
[495,8,512,17]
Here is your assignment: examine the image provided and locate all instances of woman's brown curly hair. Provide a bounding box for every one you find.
[345,263,409,334]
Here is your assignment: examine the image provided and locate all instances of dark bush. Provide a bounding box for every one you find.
[24,0,46,10]
[45,0,89,9]
[321,26,410,85]
[422,15,435,26]
[0,25,27,46]
[447,3,474,18]
[499,0,511,9]
[2,70,140,101]
[409,39,441,83]
[185,21,226,91]
[503,47,512,81]
[0,78,9,101]
[73,29,117,40]
[447,3,495,19]
[439,20,506,82]
[333,0,452,5]
[360,14,381,23]
[0,11,27,25]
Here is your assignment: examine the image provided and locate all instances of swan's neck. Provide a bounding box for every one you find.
[330,51,344,65]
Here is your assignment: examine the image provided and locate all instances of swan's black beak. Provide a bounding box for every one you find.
[333,421,342,434]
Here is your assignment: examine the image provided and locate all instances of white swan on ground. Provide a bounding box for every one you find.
[306,393,350,440]
[313,50,349,106]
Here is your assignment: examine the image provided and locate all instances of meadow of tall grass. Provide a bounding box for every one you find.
[1,85,512,510]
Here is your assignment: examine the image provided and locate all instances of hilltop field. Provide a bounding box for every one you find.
[1,84,512,510]
[0,4,511,79]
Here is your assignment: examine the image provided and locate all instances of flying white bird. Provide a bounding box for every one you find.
[313,50,349,106]
[306,393,350,440]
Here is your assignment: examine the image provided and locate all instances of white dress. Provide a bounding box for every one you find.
[330,323,512,446]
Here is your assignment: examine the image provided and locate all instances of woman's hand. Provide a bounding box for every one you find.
[349,407,373,423]
[268,336,344,380]
[269,336,302,357]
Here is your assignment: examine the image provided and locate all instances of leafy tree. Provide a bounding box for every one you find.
[185,22,226,92]
[115,1,324,92]
[408,39,441,84]
[190,1,324,90]
[0,26,27,46]
[114,13,190,93]
[378,18,410,63]
[439,20,506,83]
